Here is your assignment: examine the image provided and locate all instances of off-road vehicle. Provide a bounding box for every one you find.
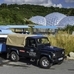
[6,34,65,68]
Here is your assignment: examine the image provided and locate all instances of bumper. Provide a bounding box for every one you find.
[51,56,65,63]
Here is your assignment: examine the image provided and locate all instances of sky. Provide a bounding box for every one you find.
[0,0,74,8]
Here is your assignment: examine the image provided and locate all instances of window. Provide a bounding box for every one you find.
[26,38,36,47]
[37,37,49,44]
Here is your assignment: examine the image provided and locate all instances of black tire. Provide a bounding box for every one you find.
[10,51,19,62]
[39,57,51,69]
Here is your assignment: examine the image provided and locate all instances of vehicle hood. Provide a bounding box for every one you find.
[41,46,63,52]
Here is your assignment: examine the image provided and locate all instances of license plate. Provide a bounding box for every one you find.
[58,57,63,60]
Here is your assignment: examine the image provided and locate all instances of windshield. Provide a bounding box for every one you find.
[37,37,49,45]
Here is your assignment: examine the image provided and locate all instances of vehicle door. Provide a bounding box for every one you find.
[25,38,38,58]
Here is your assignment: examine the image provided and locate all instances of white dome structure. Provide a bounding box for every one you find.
[45,12,66,26]
[58,16,74,26]
[29,16,46,26]
[29,12,74,28]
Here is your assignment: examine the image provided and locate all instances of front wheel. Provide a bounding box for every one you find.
[10,51,19,62]
[39,57,51,69]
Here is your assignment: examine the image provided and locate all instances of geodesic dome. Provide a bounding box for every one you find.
[45,12,66,26]
[58,16,74,26]
[29,16,46,26]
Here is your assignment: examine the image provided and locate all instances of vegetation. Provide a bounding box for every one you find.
[0,3,74,25]
[61,25,74,34]
[48,34,74,55]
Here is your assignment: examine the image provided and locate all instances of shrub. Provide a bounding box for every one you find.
[48,34,74,55]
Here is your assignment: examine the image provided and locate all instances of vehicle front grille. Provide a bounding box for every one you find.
[55,50,64,58]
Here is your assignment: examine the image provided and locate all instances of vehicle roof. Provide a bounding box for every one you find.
[27,35,46,39]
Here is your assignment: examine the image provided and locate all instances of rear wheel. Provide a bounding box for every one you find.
[10,51,19,62]
[39,57,51,69]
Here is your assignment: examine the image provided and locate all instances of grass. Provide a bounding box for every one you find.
[48,34,74,55]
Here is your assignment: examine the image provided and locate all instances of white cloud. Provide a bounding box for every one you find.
[39,0,53,7]
[53,4,62,8]
[4,0,62,8]
[4,0,50,4]
[57,4,62,8]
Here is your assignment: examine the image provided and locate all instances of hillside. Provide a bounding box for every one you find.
[0,3,74,25]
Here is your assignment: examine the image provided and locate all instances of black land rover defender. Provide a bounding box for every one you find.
[6,34,65,69]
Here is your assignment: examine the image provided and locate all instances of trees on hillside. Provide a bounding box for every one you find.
[0,3,74,25]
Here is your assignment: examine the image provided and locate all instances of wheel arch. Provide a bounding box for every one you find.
[7,47,19,55]
[10,49,19,55]
[40,54,52,62]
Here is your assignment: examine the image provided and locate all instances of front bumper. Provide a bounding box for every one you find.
[52,55,65,63]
